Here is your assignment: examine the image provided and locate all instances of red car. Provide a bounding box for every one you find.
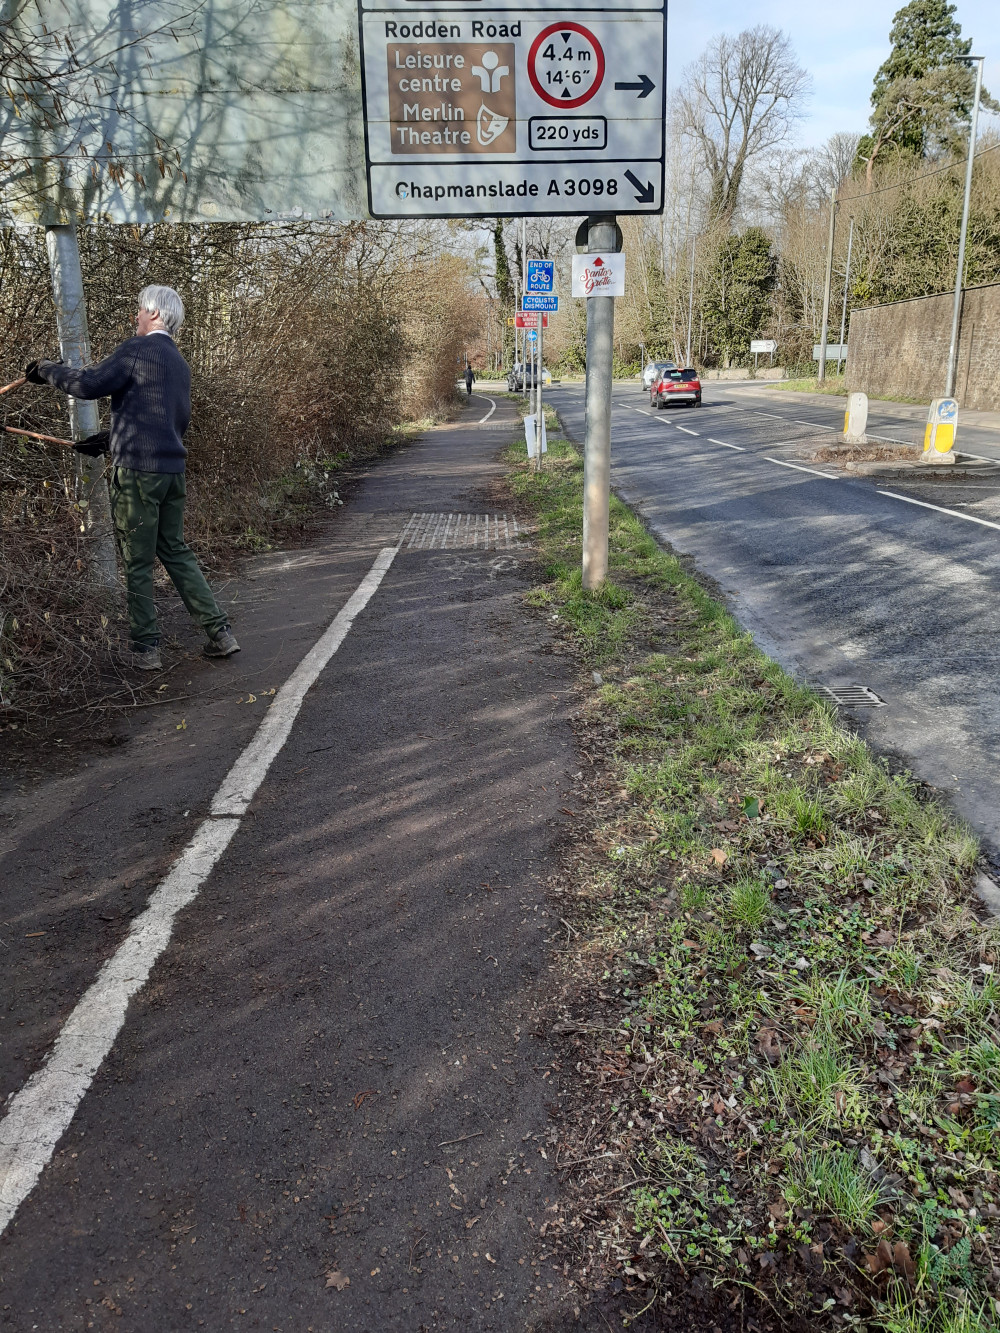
[651,367,702,409]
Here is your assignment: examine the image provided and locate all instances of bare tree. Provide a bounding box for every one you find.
[679,26,811,225]
[809,132,862,197]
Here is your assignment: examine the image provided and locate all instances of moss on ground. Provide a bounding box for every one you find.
[505,434,1000,1332]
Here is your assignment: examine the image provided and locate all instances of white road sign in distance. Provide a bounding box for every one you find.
[357,0,665,218]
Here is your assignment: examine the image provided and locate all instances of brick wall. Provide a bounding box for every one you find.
[846,282,1000,411]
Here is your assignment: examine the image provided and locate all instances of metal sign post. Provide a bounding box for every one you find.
[358,0,666,219]
[581,214,618,590]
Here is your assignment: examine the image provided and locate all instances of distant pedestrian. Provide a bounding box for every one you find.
[464,364,475,396]
[25,284,239,671]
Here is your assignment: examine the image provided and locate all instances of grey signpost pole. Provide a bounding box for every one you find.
[44,224,118,592]
[817,187,837,385]
[521,223,529,401]
[945,54,984,400]
[582,215,618,591]
[536,315,544,472]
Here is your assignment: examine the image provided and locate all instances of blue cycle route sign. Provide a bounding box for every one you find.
[523,293,558,312]
[526,260,555,293]
[527,329,538,341]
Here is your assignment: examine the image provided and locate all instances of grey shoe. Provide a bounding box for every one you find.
[204,626,240,659]
[131,643,162,671]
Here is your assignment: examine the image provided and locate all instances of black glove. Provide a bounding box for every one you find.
[73,430,110,457]
[24,359,48,384]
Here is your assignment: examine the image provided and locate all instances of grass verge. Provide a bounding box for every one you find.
[772,376,929,406]
[504,430,1000,1331]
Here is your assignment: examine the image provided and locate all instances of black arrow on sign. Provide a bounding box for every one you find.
[624,170,655,204]
[614,73,655,98]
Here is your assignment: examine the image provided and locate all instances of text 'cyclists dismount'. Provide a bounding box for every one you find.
[357,0,665,218]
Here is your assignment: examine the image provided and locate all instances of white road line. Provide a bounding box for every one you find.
[674,425,700,436]
[0,545,398,1236]
[793,419,837,431]
[476,396,496,424]
[876,490,1000,532]
[708,438,746,451]
[764,457,840,480]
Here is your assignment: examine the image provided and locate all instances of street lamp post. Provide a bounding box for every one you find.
[817,187,838,384]
[945,54,985,400]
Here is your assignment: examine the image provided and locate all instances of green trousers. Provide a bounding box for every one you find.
[110,467,227,647]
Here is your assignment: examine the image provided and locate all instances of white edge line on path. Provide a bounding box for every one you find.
[876,490,1000,532]
[708,438,746,451]
[764,457,839,480]
[476,396,496,424]
[0,544,398,1236]
[674,425,700,436]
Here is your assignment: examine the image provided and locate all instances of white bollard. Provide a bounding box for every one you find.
[525,414,538,459]
[923,398,958,464]
[843,391,868,443]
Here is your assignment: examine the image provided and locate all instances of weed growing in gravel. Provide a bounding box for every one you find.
[506,437,1000,1331]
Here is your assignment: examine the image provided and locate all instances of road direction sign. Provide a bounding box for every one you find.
[750,339,777,355]
[357,0,666,218]
[523,293,559,311]
[515,312,549,328]
[526,260,555,292]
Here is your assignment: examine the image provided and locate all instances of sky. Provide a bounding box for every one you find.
[666,0,1000,151]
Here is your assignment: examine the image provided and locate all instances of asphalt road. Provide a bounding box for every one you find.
[549,380,1000,864]
[0,398,592,1331]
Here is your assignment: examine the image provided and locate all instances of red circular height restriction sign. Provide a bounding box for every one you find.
[527,22,605,110]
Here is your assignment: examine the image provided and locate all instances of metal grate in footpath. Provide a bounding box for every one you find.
[816,684,886,709]
[396,512,521,551]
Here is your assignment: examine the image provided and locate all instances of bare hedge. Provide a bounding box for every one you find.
[0,221,481,720]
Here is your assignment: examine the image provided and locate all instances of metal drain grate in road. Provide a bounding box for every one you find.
[817,684,886,709]
[397,512,521,551]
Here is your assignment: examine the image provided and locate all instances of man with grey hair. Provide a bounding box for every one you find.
[25,284,239,670]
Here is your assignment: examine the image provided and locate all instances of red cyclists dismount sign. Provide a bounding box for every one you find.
[527,22,606,110]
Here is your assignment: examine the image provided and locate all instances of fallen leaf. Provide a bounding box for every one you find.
[353,1089,376,1111]
[864,1238,893,1276]
[757,1028,782,1066]
[325,1271,350,1291]
[742,798,760,820]
[465,1216,481,1229]
[892,1240,917,1285]
[874,930,896,946]
[709,848,728,866]
[176,719,187,731]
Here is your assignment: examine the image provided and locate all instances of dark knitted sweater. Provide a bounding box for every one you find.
[39,333,191,474]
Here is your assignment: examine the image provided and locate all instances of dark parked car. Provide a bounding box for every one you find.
[651,367,702,408]
[507,362,539,391]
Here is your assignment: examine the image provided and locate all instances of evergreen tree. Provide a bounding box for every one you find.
[702,229,777,366]
[856,0,991,180]
[492,219,516,361]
